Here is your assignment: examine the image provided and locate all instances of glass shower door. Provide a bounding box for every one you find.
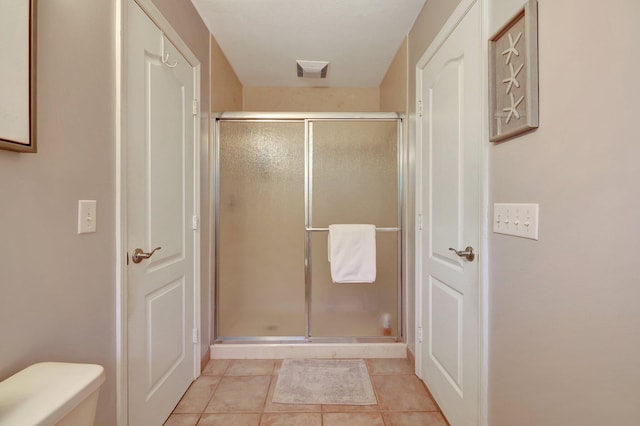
[217,121,306,337]
[309,120,400,338]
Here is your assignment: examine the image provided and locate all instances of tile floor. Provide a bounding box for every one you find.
[165,358,448,426]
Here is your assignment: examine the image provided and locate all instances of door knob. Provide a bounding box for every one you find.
[131,246,162,264]
[448,246,475,261]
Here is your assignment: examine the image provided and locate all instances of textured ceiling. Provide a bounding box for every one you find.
[191,0,426,87]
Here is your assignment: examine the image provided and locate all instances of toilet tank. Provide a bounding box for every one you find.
[0,362,105,426]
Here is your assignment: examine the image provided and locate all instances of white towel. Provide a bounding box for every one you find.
[328,224,376,283]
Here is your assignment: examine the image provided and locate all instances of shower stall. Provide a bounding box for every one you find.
[214,113,403,342]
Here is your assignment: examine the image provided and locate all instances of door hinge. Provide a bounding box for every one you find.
[192,215,199,230]
[192,328,199,344]
[417,326,423,343]
[417,99,423,117]
[192,99,198,115]
[418,214,423,231]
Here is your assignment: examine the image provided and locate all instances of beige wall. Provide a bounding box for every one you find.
[243,86,380,112]
[487,1,640,424]
[150,0,213,358]
[406,0,463,357]
[0,1,117,424]
[380,38,408,113]
[407,0,640,424]
[0,1,211,425]
[211,35,243,112]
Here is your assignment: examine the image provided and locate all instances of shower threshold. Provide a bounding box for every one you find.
[210,338,407,360]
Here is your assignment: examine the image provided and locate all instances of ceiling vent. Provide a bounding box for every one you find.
[296,60,329,78]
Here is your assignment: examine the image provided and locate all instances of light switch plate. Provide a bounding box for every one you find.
[78,200,97,234]
[493,203,539,240]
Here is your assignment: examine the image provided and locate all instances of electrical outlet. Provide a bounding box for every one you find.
[493,203,539,240]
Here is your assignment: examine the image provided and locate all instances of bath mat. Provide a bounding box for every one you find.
[272,359,376,405]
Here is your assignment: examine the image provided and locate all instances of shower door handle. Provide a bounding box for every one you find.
[131,246,162,264]
[448,246,475,261]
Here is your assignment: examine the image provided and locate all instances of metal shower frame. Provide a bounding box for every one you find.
[213,112,404,343]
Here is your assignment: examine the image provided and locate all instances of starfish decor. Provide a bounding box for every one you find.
[501,31,522,64]
[502,92,524,124]
[502,62,524,94]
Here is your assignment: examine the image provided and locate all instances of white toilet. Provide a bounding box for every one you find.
[0,362,105,426]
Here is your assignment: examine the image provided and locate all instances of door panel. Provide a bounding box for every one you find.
[148,61,187,264]
[126,1,196,424]
[147,279,186,392]
[417,2,481,425]
[430,60,462,268]
[429,276,462,394]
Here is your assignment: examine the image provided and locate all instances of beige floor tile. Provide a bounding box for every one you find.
[365,358,414,375]
[263,374,321,413]
[197,413,262,426]
[383,411,449,426]
[259,412,322,426]
[205,376,271,412]
[170,359,448,425]
[173,376,221,413]
[163,413,199,426]
[202,359,230,376]
[371,375,438,411]
[226,359,276,376]
[323,412,385,426]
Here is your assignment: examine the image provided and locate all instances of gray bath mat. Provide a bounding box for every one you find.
[272,359,376,405]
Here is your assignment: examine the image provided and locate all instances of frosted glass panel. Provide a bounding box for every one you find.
[310,120,399,337]
[312,121,398,226]
[311,232,398,337]
[218,121,305,337]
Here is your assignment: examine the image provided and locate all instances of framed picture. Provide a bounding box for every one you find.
[0,0,37,152]
[489,0,538,142]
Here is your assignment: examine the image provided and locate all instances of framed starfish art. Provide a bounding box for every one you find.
[489,0,538,142]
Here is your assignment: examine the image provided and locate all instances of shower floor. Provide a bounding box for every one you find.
[220,310,394,339]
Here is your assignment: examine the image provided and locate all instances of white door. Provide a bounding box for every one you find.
[416,2,481,425]
[126,1,197,424]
